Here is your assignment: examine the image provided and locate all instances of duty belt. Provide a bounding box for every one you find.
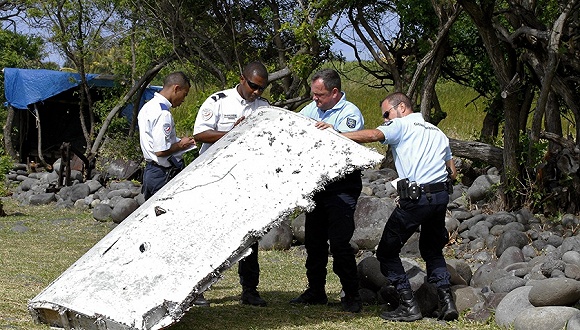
[420,182,448,193]
[146,161,171,170]
[397,179,450,200]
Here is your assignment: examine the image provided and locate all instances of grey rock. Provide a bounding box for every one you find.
[19,178,40,191]
[85,179,103,194]
[92,204,113,222]
[562,251,580,267]
[487,211,518,226]
[357,256,389,291]
[352,196,395,250]
[540,257,567,277]
[471,263,509,288]
[447,259,473,285]
[561,236,580,254]
[110,198,139,224]
[528,278,580,306]
[259,221,293,250]
[453,285,486,315]
[564,263,580,280]
[29,193,56,205]
[69,183,91,202]
[107,188,134,199]
[290,213,305,244]
[496,230,530,257]
[495,285,534,328]
[466,174,500,202]
[497,246,525,269]
[490,275,527,293]
[513,306,580,330]
[568,313,580,330]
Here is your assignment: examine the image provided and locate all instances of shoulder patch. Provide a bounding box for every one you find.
[160,103,170,111]
[201,108,214,121]
[211,92,227,102]
[346,118,356,129]
[163,123,172,137]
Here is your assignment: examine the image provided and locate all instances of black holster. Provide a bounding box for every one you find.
[397,179,421,200]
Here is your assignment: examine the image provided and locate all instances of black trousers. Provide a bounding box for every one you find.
[143,162,171,200]
[304,172,362,296]
[238,242,260,289]
[376,190,451,291]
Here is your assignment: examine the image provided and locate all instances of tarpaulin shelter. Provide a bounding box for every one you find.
[2,68,160,165]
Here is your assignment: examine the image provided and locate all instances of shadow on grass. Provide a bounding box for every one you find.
[166,290,382,330]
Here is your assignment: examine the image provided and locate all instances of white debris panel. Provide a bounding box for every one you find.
[28,106,384,330]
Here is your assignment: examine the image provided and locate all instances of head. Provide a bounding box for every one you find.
[160,71,190,107]
[380,92,413,121]
[238,61,269,102]
[310,69,342,111]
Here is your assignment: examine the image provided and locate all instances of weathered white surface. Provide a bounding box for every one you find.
[28,106,384,330]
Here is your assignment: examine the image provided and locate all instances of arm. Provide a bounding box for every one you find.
[446,158,457,181]
[155,137,196,157]
[342,129,385,143]
[194,116,245,143]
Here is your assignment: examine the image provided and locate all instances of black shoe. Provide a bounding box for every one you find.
[380,289,422,322]
[191,293,210,307]
[437,287,459,321]
[290,288,328,305]
[241,288,267,307]
[341,293,362,313]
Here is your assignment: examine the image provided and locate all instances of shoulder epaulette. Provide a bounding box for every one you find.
[160,103,170,111]
[211,92,227,102]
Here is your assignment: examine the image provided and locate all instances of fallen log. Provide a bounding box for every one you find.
[449,138,504,169]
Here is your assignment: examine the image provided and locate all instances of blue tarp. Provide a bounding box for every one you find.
[3,68,103,109]
[3,68,161,123]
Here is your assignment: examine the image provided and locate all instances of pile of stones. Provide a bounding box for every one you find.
[5,160,580,330]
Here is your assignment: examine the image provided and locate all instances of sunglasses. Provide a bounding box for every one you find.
[382,102,401,119]
[243,75,267,92]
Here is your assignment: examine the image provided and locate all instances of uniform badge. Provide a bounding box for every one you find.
[201,108,213,121]
[346,118,356,129]
[163,123,171,137]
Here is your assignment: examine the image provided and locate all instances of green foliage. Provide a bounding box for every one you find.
[0,28,45,105]
[0,152,14,197]
[497,133,550,212]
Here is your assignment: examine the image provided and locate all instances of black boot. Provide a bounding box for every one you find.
[191,293,210,307]
[437,287,458,321]
[241,287,267,307]
[340,292,362,313]
[290,287,328,305]
[380,289,422,322]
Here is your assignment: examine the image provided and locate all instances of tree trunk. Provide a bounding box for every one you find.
[3,106,17,160]
[89,56,176,157]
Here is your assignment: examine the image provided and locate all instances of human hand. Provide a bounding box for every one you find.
[233,116,246,127]
[180,136,196,149]
[314,121,333,130]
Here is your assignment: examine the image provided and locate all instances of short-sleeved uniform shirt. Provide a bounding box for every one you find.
[137,92,180,167]
[193,86,269,154]
[377,112,452,184]
[299,92,364,133]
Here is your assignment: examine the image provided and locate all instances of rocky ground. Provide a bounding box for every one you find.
[5,160,580,330]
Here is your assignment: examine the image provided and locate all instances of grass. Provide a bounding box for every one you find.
[0,199,501,330]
